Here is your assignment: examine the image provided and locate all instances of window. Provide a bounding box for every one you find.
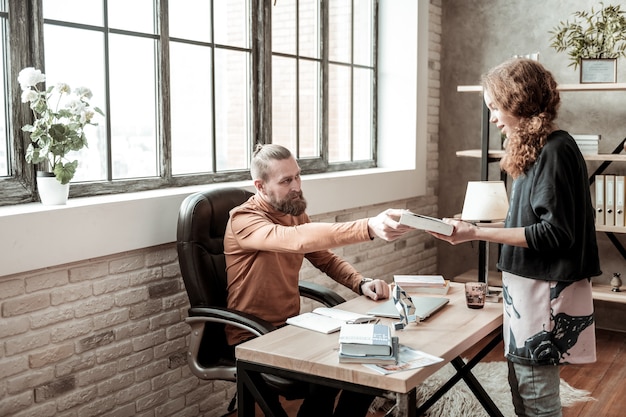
[0,0,378,206]
[271,0,376,171]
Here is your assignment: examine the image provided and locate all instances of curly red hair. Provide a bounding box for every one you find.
[481,59,560,178]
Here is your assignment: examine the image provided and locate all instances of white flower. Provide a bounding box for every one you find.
[21,89,38,103]
[17,67,45,90]
[55,83,71,94]
[66,99,87,115]
[73,87,93,100]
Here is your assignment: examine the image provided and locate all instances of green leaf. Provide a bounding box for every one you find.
[54,160,78,184]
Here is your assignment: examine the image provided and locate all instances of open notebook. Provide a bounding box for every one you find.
[367,296,449,320]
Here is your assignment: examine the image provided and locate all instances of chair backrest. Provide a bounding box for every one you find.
[177,187,253,309]
[176,187,253,368]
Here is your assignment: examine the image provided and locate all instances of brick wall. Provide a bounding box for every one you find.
[0,2,442,416]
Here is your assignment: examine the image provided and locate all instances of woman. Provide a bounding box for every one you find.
[433,58,600,417]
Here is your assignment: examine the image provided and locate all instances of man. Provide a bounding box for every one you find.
[224,144,411,417]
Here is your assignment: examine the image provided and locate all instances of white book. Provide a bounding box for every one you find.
[596,175,605,227]
[606,175,615,227]
[616,176,625,227]
[394,275,446,287]
[399,212,453,236]
[286,307,376,334]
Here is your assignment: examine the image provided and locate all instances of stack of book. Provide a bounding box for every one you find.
[393,275,451,295]
[338,323,399,365]
[573,134,600,155]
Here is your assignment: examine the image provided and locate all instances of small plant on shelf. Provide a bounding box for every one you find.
[549,2,626,69]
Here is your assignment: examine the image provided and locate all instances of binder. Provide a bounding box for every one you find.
[616,176,625,227]
[595,175,605,227]
[605,175,615,227]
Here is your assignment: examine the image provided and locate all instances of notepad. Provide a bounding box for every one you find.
[286,308,377,334]
[367,296,450,320]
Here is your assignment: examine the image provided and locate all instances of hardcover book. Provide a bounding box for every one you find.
[399,212,453,236]
[338,323,393,356]
[338,336,399,365]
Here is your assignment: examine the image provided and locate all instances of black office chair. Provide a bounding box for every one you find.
[176,187,346,415]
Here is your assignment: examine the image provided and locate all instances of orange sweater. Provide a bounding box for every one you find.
[224,194,371,345]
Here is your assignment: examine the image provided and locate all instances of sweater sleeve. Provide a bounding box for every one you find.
[229,209,372,253]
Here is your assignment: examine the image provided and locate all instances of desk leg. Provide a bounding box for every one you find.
[415,330,504,417]
[237,361,289,417]
[395,390,417,417]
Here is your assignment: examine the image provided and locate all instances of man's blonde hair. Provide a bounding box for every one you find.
[250,144,293,181]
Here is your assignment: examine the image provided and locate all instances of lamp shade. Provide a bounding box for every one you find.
[461,181,509,222]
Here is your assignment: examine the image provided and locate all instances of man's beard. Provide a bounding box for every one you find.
[269,190,307,216]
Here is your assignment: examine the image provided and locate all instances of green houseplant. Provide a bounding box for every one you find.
[549,2,626,69]
[18,67,103,185]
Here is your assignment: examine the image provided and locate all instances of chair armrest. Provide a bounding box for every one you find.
[298,281,346,307]
[187,306,276,336]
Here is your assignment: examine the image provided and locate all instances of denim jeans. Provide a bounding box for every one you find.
[508,360,562,417]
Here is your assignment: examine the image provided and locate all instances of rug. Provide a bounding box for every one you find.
[370,361,595,417]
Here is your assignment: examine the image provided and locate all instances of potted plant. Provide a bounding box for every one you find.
[549,2,626,82]
[18,67,104,204]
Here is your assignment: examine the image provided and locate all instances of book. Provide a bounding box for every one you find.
[409,280,450,295]
[338,336,399,365]
[595,175,605,226]
[616,175,625,227]
[286,307,377,334]
[399,212,453,236]
[338,323,394,356]
[363,344,443,374]
[606,174,616,226]
[393,275,450,295]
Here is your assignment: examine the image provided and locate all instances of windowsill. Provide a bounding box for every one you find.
[1,166,424,277]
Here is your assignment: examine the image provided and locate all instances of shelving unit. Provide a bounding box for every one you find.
[457,83,626,295]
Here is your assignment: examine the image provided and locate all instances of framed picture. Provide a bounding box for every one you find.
[580,58,617,83]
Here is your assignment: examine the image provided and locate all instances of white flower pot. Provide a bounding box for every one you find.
[36,172,70,205]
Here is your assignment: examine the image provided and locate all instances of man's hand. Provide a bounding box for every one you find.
[367,209,413,241]
[360,279,390,301]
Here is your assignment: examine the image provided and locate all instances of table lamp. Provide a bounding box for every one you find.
[461,181,509,223]
[461,181,509,301]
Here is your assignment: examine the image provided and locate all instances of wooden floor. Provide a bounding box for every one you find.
[263,328,626,417]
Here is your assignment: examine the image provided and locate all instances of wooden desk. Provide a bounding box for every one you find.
[236,282,504,417]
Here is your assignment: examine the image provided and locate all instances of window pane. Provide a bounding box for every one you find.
[214,49,249,171]
[169,0,211,42]
[329,0,351,63]
[328,64,351,163]
[353,67,372,160]
[171,43,213,175]
[353,1,372,66]
[109,34,158,179]
[299,59,319,158]
[43,0,103,26]
[214,0,248,48]
[108,0,155,34]
[299,0,320,59]
[272,0,296,55]
[43,25,107,183]
[272,56,297,153]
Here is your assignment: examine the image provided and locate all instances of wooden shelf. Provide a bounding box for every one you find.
[456,149,626,162]
[592,284,626,304]
[458,83,626,93]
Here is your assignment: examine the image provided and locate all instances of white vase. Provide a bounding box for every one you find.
[36,172,70,205]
